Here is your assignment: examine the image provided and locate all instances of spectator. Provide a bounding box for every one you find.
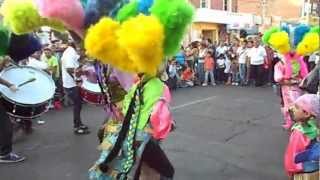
[167,60,179,90]
[180,63,194,88]
[237,40,248,85]
[175,46,185,67]
[246,40,254,84]
[216,42,228,57]
[308,52,319,71]
[224,52,232,85]
[264,46,274,85]
[202,51,216,86]
[216,54,226,84]
[247,39,267,87]
[198,43,208,84]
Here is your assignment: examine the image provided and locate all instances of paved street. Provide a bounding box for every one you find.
[0,86,288,180]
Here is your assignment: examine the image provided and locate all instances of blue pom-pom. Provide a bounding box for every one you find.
[294,24,310,46]
[281,24,290,35]
[84,0,129,28]
[8,34,42,62]
[138,0,154,14]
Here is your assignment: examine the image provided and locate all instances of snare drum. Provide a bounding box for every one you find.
[81,64,105,105]
[0,66,56,119]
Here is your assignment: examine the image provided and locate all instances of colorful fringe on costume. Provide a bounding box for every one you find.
[0,0,65,35]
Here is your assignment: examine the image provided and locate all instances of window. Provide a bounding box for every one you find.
[224,0,228,11]
[200,0,210,8]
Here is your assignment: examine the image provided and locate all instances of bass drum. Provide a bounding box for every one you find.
[0,66,56,119]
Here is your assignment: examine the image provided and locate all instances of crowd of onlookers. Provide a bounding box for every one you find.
[165,37,320,90]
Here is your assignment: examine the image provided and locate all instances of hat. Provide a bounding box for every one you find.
[8,33,42,62]
[294,94,320,120]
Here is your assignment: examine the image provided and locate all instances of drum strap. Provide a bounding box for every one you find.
[94,61,109,104]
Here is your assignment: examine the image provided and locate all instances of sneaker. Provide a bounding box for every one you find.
[0,153,25,163]
[202,83,208,86]
[211,83,216,86]
[37,119,45,125]
[74,128,90,135]
[79,124,89,130]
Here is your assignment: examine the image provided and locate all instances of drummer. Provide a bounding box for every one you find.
[61,42,90,135]
[0,56,25,163]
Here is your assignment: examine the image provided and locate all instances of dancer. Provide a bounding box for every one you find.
[284,94,319,180]
[274,52,309,129]
[89,72,174,179]
[263,25,319,129]
[0,56,25,163]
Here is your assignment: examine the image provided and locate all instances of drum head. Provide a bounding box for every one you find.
[0,66,56,105]
[82,80,102,93]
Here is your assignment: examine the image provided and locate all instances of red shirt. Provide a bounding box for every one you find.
[204,56,214,70]
[181,68,193,81]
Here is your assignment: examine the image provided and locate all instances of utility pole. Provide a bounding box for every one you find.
[261,0,268,28]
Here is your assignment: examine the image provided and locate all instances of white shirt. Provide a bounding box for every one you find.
[61,47,80,88]
[27,57,48,70]
[247,46,266,65]
[216,46,228,56]
[237,47,248,64]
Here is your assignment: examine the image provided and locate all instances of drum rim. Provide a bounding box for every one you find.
[0,65,56,104]
[81,87,104,95]
[6,108,49,119]
[0,94,52,106]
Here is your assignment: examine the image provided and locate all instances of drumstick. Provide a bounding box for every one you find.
[18,78,36,87]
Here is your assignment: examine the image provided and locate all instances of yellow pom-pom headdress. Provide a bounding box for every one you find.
[262,24,320,56]
[0,0,195,76]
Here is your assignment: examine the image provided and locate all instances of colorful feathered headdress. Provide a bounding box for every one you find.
[0,0,194,76]
[262,24,320,56]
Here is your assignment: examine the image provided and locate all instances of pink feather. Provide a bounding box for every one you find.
[35,0,85,37]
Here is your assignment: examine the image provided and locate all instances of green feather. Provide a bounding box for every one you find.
[116,1,139,23]
[310,26,320,34]
[0,25,11,56]
[150,0,194,56]
[262,27,280,45]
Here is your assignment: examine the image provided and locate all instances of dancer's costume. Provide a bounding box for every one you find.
[284,94,320,179]
[263,25,319,129]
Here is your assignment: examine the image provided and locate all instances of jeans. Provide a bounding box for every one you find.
[239,64,247,84]
[232,73,239,83]
[204,70,215,85]
[197,62,205,84]
[134,140,174,179]
[0,104,13,156]
[64,86,83,128]
[250,64,264,86]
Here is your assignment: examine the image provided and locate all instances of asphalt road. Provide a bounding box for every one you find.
[0,86,288,180]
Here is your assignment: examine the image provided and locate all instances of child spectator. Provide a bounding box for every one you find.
[284,94,320,179]
[167,60,178,90]
[216,54,226,84]
[202,51,216,86]
[180,64,194,87]
[230,58,239,86]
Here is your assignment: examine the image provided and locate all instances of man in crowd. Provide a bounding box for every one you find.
[247,39,267,87]
[0,56,25,163]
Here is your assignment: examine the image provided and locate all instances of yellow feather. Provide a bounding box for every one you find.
[84,15,165,75]
[268,31,290,54]
[0,0,64,34]
[296,32,320,56]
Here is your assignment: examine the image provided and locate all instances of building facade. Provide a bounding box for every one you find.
[237,0,314,30]
[187,0,260,43]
